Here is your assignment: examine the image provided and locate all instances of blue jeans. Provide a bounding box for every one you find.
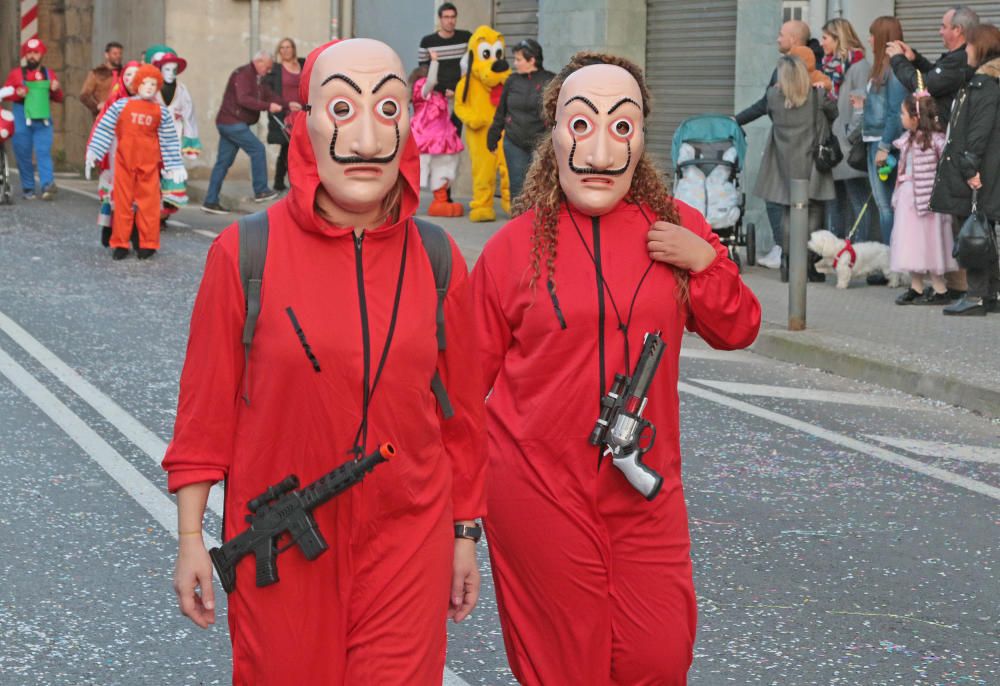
[866,142,895,244]
[11,103,54,192]
[503,138,532,200]
[206,122,269,204]
[765,200,785,248]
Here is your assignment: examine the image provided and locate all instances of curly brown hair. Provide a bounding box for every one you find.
[513,51,688,301]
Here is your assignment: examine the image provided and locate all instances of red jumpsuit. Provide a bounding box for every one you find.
[471,200,761,685]
[161,97,487,682]
[110,99,166,249]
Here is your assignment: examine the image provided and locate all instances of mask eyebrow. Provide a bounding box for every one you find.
[373,73,406,93]
[320,73,362,93]
[607,97,641,115]
[563,95,599,113]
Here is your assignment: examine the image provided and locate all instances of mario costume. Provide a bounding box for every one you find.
[3,38,64,198]
[153,50,200,214]
[454,25,511,222]
[162,39,486,684]
[87,65,185,259]
[472,54,761,685]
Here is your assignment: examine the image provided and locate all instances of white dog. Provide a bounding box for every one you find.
[807,230,904,289]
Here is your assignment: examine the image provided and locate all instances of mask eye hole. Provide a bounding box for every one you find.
[376,97,400,120]
[328,98,355,121]
[570,115,593,136]
[611,118,634,138]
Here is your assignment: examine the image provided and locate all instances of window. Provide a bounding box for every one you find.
[782,1,809,22]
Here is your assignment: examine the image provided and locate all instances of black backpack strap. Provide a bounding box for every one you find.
[238,211,270,405]
[413,217,455,419]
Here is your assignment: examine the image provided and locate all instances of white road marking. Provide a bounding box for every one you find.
[0,311,471,685]
[691,379,911,409]
[193,229,219,239]
[680,347,758,362]
[52,183,100,202]
[166,219,191,228]
[679,382,1000,502]
[866,435,1000,465]
[0,343,219,548]
[0,309,225,515]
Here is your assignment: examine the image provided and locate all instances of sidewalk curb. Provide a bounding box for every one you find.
[751,326,1000,419]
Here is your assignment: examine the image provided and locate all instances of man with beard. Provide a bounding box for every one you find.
[80,41,123,117]
[3,38,63,200]
[165,39,487,684]
[471,52,761,685]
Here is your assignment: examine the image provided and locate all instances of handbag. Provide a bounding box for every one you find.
[846,125,867,171]
[953,190,998,269]
[812,91,843,173]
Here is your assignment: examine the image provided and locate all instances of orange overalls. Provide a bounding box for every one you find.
[111,99,163,250]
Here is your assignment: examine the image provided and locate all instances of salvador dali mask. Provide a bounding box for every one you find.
[552,64,645,216]
[305,39,410,217]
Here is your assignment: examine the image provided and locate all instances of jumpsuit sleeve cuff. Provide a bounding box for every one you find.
[689,252,725,278]
[167,468,226,494]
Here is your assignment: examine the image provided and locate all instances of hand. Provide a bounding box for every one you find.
[288,101,302,112]
[885,41,904,59]
[448,538,480,623]
[50,79,59,92]
[875,149,889,167]
[445,89,455,98]
[269,102,282,113]
[647,221,717,272]
[967,173,982,190]
[849,94,865,109]
[429,49,440,61]
[15,86,27,98]
[84,152,97,180]
[166,167,188,184]
[173,535,216,629]
[900,41,916,61]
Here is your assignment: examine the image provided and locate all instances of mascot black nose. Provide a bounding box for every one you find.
[492,59,510,73]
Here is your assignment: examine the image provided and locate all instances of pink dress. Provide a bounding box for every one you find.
[890,131,958,275]
[411,77,463,155]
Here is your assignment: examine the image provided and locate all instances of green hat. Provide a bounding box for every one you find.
[144,43,176,65]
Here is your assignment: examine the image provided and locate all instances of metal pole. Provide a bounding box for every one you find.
[250,0,260,60]
[330,0,340,39]
[788,179,809,331]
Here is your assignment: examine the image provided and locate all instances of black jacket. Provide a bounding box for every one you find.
[486,69,555,152]
[263,58,305,144]
[735,68,778,126]
[930,58,1000,220]
[890,46,975,125]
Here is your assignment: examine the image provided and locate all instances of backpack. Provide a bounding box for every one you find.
[236,210,455,418]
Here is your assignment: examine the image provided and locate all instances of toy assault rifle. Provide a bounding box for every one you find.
[209,443,394,593]
[589,332,665,500]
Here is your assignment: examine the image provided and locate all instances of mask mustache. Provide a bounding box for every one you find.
[567,138,632,177]
[329,123,400,165]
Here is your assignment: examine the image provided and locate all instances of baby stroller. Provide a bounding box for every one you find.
[0,86,14,205]
[671,114,754,269]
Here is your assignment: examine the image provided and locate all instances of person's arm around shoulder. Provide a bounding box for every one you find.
[647,203,761,350]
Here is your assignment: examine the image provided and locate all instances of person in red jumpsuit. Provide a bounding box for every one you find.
[86,64,185,259]
[162,38,487,684]
[471,52,762,685]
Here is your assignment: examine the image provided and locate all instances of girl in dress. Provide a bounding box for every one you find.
[891,93,957,305]
[409,50,464,216]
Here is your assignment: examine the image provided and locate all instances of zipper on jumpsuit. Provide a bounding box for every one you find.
[354,232,372,456]
[592,215,607,472]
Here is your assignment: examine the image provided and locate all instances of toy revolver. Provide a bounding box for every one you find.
[589,332,665,500]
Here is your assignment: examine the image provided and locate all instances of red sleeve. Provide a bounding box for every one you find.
[48,70,64,103]
[679,203,762,350]
[3,68,24,102]
[162,231,246,492]
[438,237,488,521]
[470,245,513,394]
[234,66,272,112]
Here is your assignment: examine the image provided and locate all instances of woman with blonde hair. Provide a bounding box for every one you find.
[820,17,872,241]
[264,37,304,191]
[754,55,837,271]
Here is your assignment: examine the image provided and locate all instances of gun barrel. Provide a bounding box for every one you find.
[627,333,664,403]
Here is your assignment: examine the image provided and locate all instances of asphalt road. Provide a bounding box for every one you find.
[0,186,997,685]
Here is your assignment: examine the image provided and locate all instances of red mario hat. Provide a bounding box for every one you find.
[21,38,46,57]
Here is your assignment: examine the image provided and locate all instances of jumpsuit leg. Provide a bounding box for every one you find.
[134,165,163,250]
[109,167,137,249]
[11,104,35,192]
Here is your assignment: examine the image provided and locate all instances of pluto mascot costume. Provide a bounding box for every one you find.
[454,25,511,222]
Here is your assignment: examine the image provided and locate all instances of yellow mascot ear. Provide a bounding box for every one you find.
[461,49,474,103]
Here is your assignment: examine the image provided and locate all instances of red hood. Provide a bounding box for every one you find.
[285,40,420,239]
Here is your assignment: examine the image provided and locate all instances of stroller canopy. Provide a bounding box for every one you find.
[671,114,747,170]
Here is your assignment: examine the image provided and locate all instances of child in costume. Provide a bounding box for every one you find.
[454,25,511,222]
[153,51,201,220]
[3,38,64,200]
[410,50,464,217]
[86,65,185,260]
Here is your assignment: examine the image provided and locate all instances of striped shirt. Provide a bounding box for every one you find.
[88,97,184,171]
[418,29,472,93]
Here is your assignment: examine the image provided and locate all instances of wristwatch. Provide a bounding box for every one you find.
[454,523,482,542]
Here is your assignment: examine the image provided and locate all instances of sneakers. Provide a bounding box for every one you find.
[943,296,987,316]
[22,190,36,200]
[201,202,230,215]
[895,287,926,305]
[40,184,56,200]
[758,245,782,269]
[253,189,279,203]
[912,289,952,306]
